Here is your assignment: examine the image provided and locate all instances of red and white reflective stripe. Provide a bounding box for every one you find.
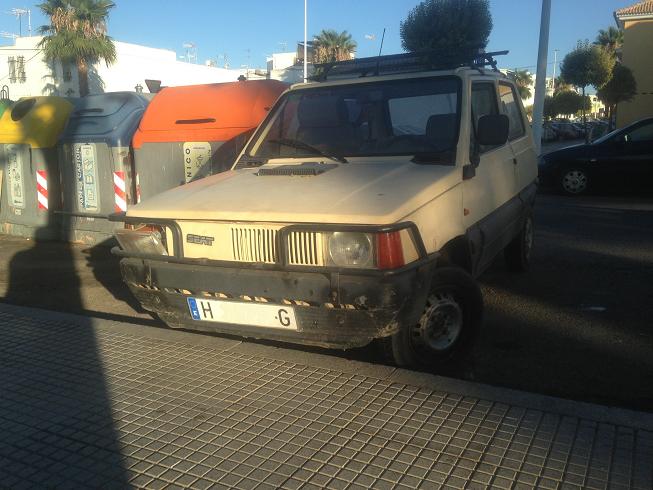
[36,170,48,210]
[113,171,127,212]
[135,173,141,203]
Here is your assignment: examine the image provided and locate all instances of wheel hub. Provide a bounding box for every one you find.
[562,170,587,194]
[412,293,463,352]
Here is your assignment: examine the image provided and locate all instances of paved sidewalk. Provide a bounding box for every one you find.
[0,304,651,489]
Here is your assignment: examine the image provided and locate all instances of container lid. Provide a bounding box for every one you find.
[132,80,287,148]
[61,92,151,146]
[0,96,74,148]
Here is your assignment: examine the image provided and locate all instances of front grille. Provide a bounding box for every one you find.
[231,227,278,263]
[230,226,323,266]
[287,231,321,266]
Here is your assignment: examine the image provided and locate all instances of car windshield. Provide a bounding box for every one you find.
[243,77,460,163]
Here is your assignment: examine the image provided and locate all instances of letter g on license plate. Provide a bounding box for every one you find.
[187,297,298,330]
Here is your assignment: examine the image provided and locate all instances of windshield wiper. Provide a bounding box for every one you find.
[268,138,348,163]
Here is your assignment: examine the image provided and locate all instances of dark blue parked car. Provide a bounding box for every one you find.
[539,117,653,195]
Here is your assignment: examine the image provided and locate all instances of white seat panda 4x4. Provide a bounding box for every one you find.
[113,50,538,369]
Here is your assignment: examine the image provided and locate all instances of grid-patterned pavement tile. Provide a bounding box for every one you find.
[0,309,651,489]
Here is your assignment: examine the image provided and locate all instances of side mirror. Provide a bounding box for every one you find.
[477,114,510,147]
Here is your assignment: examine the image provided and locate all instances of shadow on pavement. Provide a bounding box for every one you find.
[0,228,129,484]
[83,237,150,315]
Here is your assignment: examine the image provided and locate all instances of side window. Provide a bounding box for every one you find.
[499,83,525,140]
[625,122,653,143]
[471,82,499,153]
[388,93,457,136]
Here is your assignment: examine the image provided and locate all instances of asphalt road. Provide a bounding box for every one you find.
[0,191,652,411]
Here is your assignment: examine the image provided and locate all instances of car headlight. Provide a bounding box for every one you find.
[327,232,373,268]
[115,227,168,255]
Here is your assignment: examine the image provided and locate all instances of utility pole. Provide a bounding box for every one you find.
[532,0,551,156]
[303,0,308,82]
[551,49,559,93]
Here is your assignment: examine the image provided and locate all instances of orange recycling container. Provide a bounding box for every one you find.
[131,79,287,202]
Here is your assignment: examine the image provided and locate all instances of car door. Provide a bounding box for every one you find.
[498,81,537,192]
[463,79,519,273]
[621,120,653,184]
[590,120,653,187]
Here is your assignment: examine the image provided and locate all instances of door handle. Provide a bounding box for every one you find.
[512,157,518,165]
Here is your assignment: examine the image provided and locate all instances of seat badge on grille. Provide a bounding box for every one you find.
[186,234,215,246]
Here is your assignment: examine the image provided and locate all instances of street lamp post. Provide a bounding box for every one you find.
[532,0,552,156]
[303,0,308,82]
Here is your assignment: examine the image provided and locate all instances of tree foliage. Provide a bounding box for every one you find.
[594,26,623,54]
[554,90,591,115]
[553,76,573,95]
[597,64,637,107]
[544,90,591,119]
[597,63,637,129]
[561,40,614,141]
[560,41,614,92]
[312,29,357,63]
[400,0,492,53]
[543,96,556,120]
[38,0,116,97]
[507,69,533,100]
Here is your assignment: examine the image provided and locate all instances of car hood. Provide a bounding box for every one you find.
[127,160,462,224]
[543,143,590,161]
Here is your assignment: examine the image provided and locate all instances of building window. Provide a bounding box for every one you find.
[8,57,16,83]
[63,64,72,82]
[16,56,26,83]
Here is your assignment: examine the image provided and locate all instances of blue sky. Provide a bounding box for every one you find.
[0,0,635,76]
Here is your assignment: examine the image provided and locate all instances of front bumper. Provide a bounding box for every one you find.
[120,255,437,349]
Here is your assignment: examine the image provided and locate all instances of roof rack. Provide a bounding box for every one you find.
[310,48,509,82]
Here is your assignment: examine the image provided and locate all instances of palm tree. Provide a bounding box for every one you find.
[312,29,357,64]
[553,76,573,95]
[594,26,623,54]
[38,0,116,97]
[508,69,533,100]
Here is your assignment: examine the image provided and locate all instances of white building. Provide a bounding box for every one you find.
[0,36,243,99]
[266,51,305,84]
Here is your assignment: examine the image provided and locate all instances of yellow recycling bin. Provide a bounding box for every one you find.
[0,96,74,240]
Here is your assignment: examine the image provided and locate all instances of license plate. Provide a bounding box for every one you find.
[187,297,298,330]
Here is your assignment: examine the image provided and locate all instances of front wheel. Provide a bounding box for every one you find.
[382,267,483,370]
[560,167,589,195]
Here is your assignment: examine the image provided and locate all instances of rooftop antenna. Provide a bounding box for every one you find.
[10,8,31,37]
[182,42,197,64]
[279,41,287,52]
[377,28,386,57]
[375,28,386,75]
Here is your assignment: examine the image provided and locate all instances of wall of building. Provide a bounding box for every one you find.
[617,19,653,127]
[0,36,241,99]
[266,52,297,72]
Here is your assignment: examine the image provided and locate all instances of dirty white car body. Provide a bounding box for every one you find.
[114,52,538,368]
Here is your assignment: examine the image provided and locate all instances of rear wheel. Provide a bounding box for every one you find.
[382,267,483,369]
[560,168,589,195]
[504,213,534,272]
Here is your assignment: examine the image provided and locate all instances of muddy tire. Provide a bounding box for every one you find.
[504,213,534,272]
[382,267,483,369]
